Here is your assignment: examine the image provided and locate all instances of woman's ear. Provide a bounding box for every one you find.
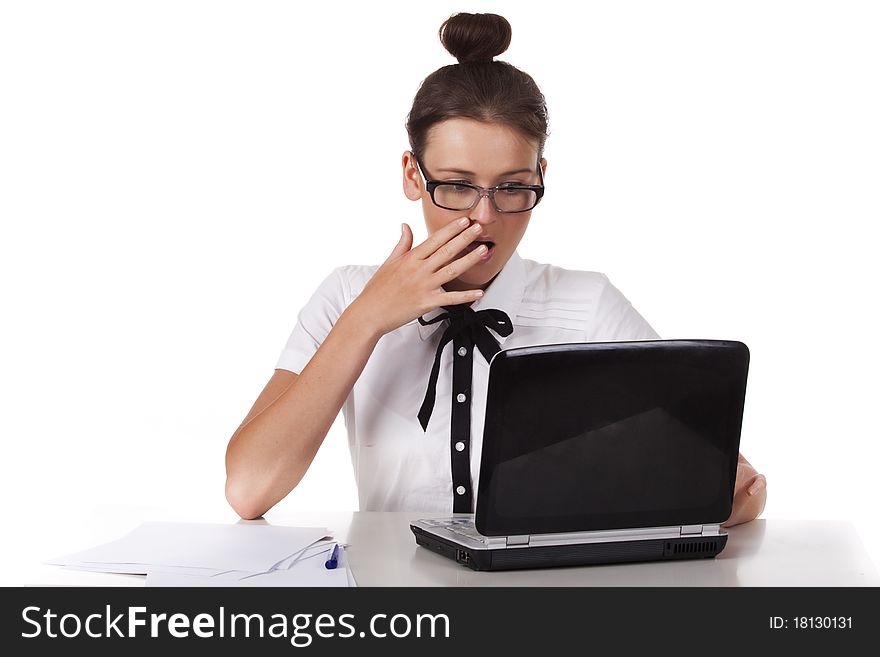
[402,150,422,201]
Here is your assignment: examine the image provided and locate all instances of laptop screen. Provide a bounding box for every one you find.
[475,340,749,536]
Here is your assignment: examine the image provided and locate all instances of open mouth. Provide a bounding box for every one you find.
[462,240,495,254]
[461,240,496,262]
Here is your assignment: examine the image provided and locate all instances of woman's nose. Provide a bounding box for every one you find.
[468,193,498,223]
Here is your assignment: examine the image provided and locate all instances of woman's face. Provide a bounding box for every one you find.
[402,118,547,292]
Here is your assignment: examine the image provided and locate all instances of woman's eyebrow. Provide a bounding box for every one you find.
[436,166,533,176]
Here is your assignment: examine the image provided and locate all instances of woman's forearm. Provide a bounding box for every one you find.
[225,302,382,519]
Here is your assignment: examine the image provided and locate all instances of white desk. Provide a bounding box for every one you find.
[19,507,880,587]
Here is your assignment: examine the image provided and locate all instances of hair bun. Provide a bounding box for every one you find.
[439,12,512,64]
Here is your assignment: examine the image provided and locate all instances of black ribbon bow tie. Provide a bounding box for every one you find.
[417,304,513,432]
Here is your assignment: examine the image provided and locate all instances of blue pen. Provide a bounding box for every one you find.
[324,543,340,570]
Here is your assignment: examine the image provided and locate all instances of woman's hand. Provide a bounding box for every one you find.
[348,217,489,338]
[721,452,767,528]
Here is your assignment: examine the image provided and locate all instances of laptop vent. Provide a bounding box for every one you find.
[672,540,718,555]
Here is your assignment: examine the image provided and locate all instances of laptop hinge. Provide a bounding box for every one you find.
[680,525,703,536]
[506,534,530,546]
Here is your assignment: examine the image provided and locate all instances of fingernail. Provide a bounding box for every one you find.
[748,477,765,496]
[459,217,470,226]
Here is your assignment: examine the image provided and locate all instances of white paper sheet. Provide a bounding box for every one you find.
[61,562,228,577]
[145,546,352,587]
[45,521,330,573]
[273,538,337,570]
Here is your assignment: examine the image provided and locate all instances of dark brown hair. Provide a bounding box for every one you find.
[405,12,550,162]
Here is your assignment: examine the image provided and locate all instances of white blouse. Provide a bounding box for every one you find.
[275,250,660,513]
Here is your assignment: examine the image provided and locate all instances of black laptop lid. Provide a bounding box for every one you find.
[474,339,750,536]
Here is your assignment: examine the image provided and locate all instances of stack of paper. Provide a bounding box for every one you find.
[44,521,357,587]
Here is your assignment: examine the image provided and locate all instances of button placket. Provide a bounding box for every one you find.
[449,333,474,513]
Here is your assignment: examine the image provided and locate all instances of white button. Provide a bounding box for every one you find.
[457,393,467,403]
[458,346,467,356]
[455,441,466,452]
[456,485,466,495]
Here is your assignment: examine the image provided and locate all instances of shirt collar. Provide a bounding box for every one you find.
[416,249,525,344]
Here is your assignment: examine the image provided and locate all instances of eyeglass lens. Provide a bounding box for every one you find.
[434,184,538,212]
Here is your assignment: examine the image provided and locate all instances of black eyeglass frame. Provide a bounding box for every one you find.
[411,151,545,214]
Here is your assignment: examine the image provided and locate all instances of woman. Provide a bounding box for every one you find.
[225,12,766,525]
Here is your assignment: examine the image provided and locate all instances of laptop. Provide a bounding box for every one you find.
[410,339,750,571]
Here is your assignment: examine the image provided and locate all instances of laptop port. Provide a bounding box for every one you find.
[456,549,470,565]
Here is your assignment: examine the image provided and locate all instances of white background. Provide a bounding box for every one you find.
[1,0,878,585]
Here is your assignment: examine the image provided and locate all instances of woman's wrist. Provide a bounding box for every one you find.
[339,300,386,344]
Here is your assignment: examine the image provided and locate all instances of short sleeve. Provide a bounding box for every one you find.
[588,274,660,341]
[275,267,347,375]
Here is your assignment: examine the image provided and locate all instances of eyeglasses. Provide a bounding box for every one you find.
[411,151,545,213]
